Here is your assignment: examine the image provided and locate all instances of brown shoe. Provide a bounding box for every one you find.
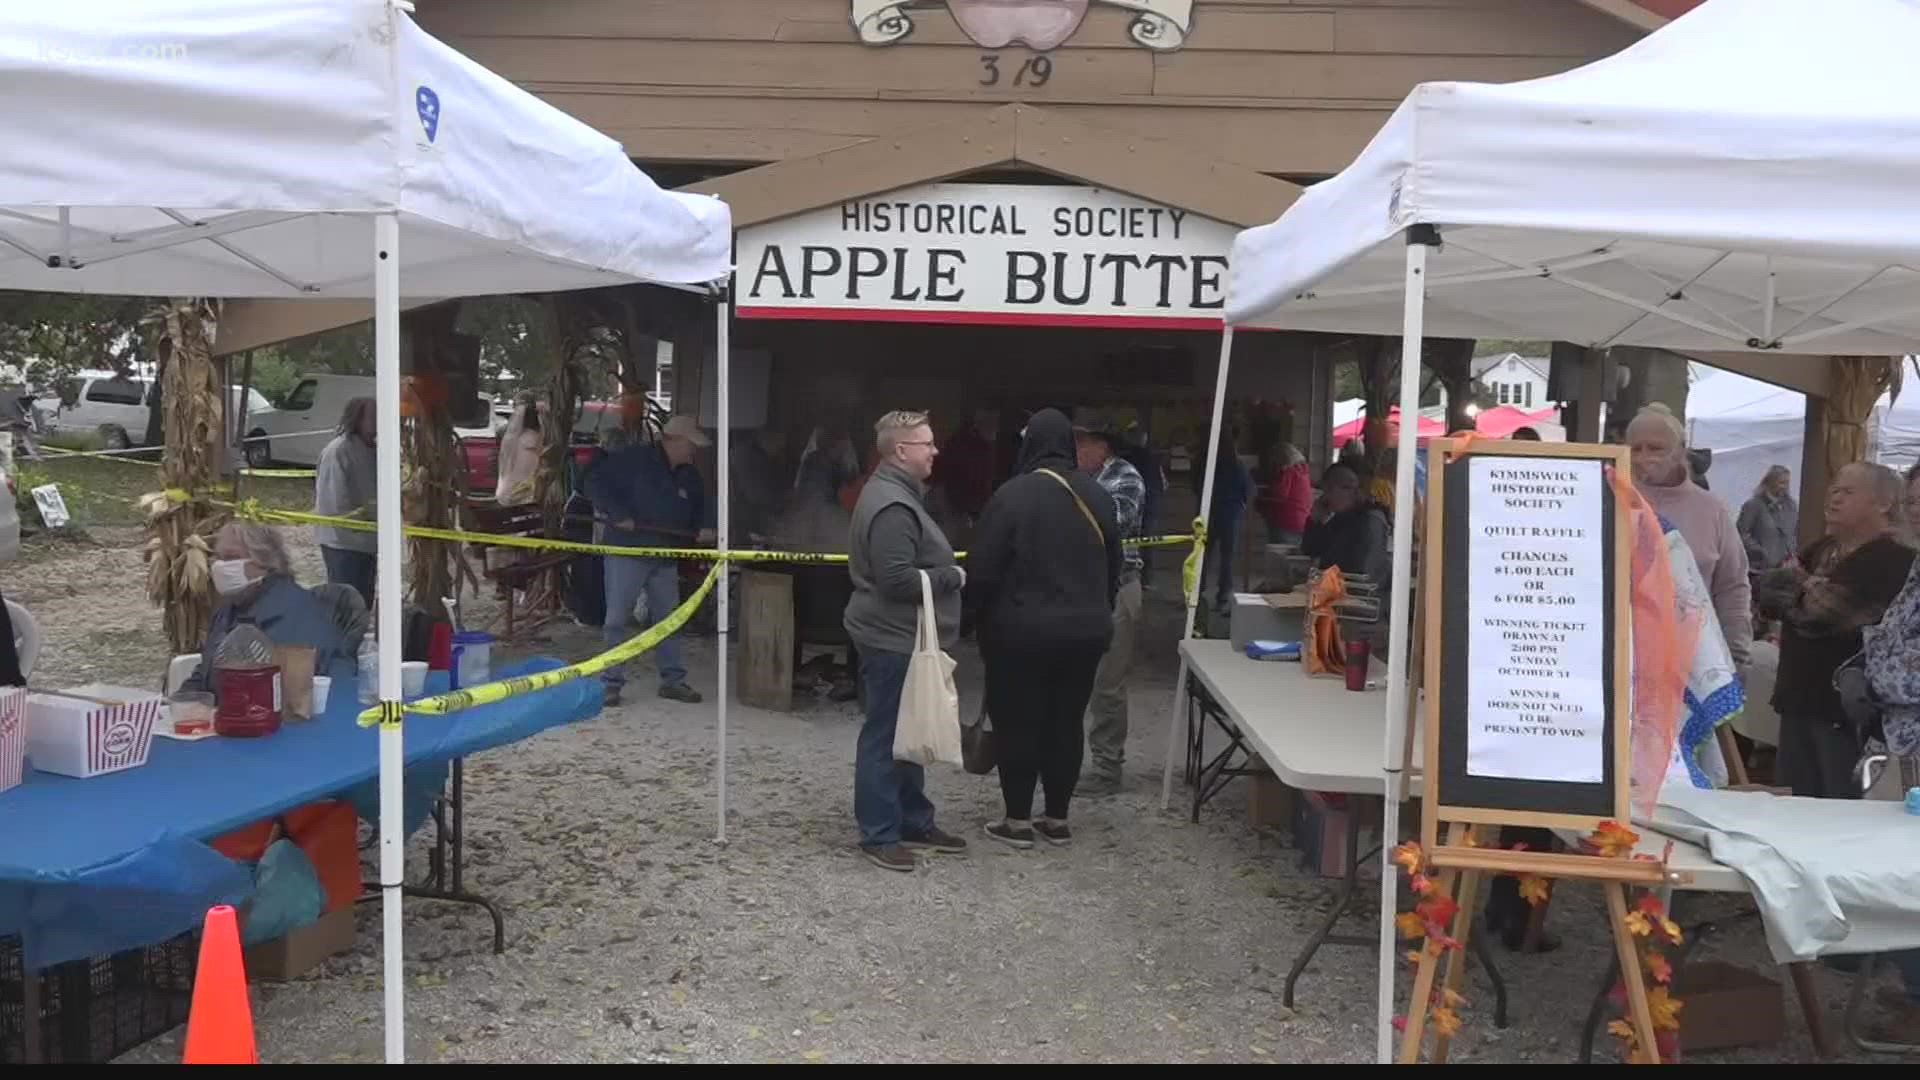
[862,844,916,873]
[1033,820,1073,847]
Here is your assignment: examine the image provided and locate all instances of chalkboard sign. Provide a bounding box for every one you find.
[1419,439,1632,848]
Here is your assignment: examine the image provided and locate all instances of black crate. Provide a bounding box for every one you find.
[1,932,198,1064]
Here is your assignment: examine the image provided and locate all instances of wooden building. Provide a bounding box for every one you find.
[224,1,1726,475]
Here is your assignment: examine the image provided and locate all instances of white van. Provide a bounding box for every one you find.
[245,373,496,466]
[40,374,274,459]
[245,374,373,466]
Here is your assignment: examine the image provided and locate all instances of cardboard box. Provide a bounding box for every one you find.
[1672,961,1784,1052]
[244,906,356,982]
[1248,770,1295,830]
[1291,790,1353,878]
[1229,592,1308,651]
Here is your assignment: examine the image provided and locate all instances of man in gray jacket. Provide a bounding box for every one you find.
[313,397,378,606]
[845,410,969,872]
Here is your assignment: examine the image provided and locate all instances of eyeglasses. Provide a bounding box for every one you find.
[899,440,936,448]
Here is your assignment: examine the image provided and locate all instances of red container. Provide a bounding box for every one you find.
[1344,640,1371,692]
[427,621,453,671]
[214,664,282,738]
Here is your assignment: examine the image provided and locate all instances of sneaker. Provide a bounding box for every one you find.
[862,844,917,873]
[984,821,1035,849]
[902,826,968,854]
[602,684,623,707]
[1078,774,1121,797]
[658,683,704,704]
[1033,820,1073,846]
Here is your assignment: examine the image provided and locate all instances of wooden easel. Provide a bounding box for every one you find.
[1398,439,1675,1065]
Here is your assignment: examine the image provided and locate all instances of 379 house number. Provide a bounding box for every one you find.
[979,52,1054,87]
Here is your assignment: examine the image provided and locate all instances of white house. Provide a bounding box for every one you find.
[1472,352,1551,410]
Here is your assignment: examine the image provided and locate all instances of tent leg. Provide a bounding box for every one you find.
[1160,325,1234,811]
[1376,226,1435,1064]
[373,211,407,1065]
[715,294,731,845]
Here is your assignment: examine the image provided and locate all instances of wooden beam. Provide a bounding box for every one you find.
[684,102,1300,229]
[686,105,1019,227]
[1010,105,1299,228]
[1572,0,1670,31]
[213,297,440,356]
[1680,350,1832,399]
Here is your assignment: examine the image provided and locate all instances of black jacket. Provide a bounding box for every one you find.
[964,409,1122,654]
[1301,500,1392,584]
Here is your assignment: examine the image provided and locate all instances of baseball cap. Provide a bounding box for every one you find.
[661,415,712,447]
[1071,408,1121,442]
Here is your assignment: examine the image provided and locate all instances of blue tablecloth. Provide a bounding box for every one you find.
[0,658,600,970]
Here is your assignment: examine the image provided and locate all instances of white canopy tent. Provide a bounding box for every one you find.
[1207,0,1920,1061]
[1683,365,1818,508]
[1,0,732,1062]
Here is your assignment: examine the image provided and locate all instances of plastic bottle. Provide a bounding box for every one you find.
[358,633,380,705]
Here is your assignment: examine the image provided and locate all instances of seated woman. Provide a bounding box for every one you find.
[1299,462,1391,585]
[179,522,356,695]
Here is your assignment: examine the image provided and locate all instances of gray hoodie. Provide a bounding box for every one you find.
[844,461,962,656]
[313,432,377,554]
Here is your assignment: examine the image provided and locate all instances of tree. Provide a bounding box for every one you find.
[0,291,152,392]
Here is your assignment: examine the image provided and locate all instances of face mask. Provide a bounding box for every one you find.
[211,559,256,597]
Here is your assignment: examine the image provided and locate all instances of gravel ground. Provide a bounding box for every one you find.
[3,528,1894,1063]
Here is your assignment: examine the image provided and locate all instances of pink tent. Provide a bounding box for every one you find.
[1330,406,1445,447]
[1473,405,1559,437]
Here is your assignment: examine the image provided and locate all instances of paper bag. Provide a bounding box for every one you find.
[894,570,962,766]
[1304,566,1349,676]
[274,644,317,720]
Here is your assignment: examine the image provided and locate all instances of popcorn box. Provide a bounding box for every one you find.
[0,687,25,794]
[26,685,162,778]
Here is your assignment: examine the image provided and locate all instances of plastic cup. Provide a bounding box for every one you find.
[310,675,332,713]
[400,661,428,698]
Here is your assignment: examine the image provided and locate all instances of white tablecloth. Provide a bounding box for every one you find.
[1648,785,1920,963]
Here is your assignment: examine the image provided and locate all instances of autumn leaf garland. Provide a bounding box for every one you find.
[1392,822,1683,1063]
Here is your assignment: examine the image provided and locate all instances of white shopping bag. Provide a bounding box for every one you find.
[894,569,962,766]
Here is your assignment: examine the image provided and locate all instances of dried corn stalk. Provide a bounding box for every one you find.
[143,297,229,654]
[537,294,604,540]
[404,398,476,615]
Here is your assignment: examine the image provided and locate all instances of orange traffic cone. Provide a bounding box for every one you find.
[182,904,258,1064]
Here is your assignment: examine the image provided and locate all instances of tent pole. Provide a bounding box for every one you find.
[715,293,731,844]
[373,211,407,1065]
[1377,225,1435,1064]
[1160,325,1235,810]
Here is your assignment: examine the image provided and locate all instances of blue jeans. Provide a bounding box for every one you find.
[321,546,376,608]
[601,556,688,690]
[1892,950,1920,999]
[854,647,936,847]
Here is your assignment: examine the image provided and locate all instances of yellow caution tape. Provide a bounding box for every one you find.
[175,488,1194,565]
[357,561,724,724]
[37,444,313,479]
[1182,518,1208,609]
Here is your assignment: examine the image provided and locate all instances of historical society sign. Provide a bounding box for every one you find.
[735,182,1239,330]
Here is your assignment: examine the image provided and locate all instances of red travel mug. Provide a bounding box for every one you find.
[427,620,454,671]
[1344,640,1371,691]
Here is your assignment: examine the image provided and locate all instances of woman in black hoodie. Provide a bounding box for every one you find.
[966,408,1123,847]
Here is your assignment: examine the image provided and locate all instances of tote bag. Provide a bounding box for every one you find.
[894,569,963,766]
